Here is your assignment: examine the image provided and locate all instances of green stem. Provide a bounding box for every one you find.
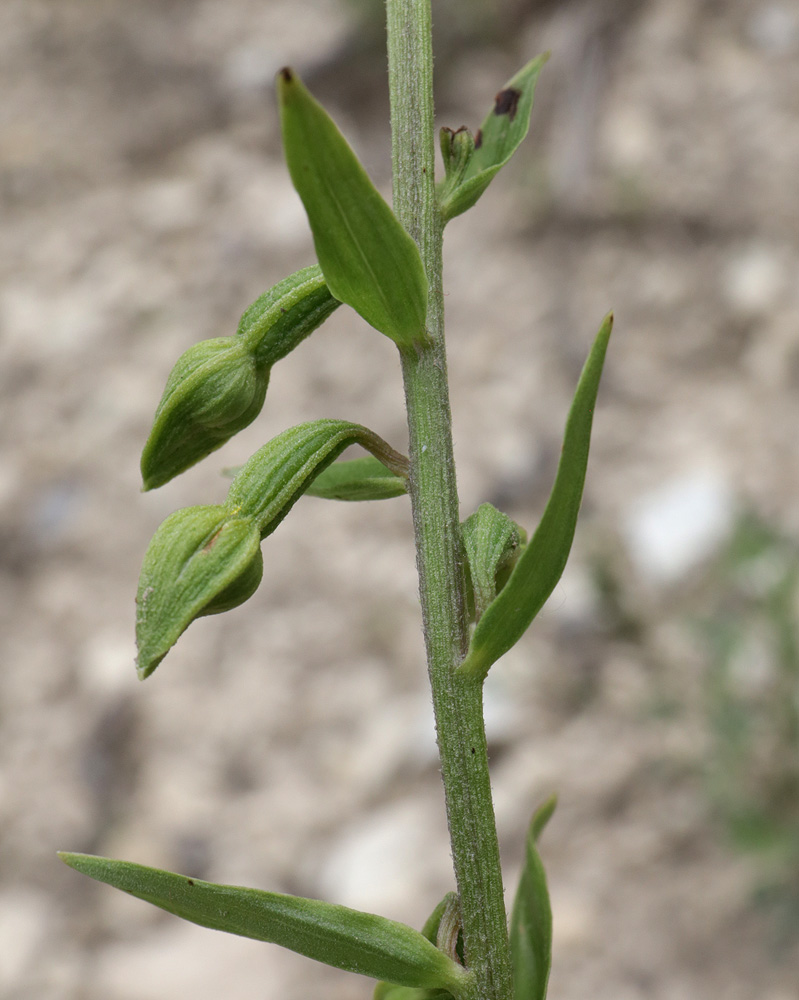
[385,4,513,999]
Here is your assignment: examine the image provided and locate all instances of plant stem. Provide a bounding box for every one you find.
[385,4,514,999]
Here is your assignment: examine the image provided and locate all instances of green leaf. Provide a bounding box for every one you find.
[58,854,469,995]
[459,313,612,681]
[136,420,408,677]
[278,67,429,350]
[438,53,549,223]
[141,266,338,491]
[461,503,525,622]
[306,455,408,501]
[510,796,556,1000]
[136,506,262,679]
[227,419,408,530]
[374,988,453,1000]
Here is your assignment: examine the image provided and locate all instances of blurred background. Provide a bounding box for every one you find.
[1,0,798,997]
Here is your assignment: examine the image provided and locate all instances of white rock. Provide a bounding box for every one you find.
[747,3,799,54]
[134,177,202,234]
[406,693,441,766]
[541,561,600,628]
[93,921,292,1000]
[622,470,735,584]
[317,797,447,918]
[483,670,524,743]
[223,43,282,92]
[79,627,138,695]
[721,243,784,316]
[0,889,51,984]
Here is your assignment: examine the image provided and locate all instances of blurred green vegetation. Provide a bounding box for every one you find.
[697,514,799,942]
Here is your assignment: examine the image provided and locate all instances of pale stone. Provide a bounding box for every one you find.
[622,470,735,584]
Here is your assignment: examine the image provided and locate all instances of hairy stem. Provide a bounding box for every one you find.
[385,3,513,999]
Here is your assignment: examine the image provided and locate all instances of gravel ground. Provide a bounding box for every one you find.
[2,1,799,998]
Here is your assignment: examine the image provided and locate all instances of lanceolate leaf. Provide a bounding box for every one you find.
[141,265,339,491]
[438,54,549,223]
[58,854,469,995]
[510,797,556,1000]
[459,314,613,681]
[278,67,429,350]
[306,455,408,501]
[136,420,408,678]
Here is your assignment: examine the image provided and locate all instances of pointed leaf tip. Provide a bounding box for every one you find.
[459,313,612,681]
[59,853,468,994]
[531,794,557,840]
[510,798,555,1000]
[279,69,429,349]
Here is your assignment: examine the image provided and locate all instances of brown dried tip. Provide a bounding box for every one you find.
[474,129,483,149]
[279,66,293,83]
[493,87,521,121]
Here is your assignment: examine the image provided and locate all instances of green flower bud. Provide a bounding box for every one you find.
[439,126,476,190]
[136,505,262,679]
[141,267,339,491]
[462,503,525,622]
[199,541,264,617]
[135,420,408,678]
[237,264,339,369]
[141,339,268,492]
[226,420,409,532]
[437,53,549,222]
